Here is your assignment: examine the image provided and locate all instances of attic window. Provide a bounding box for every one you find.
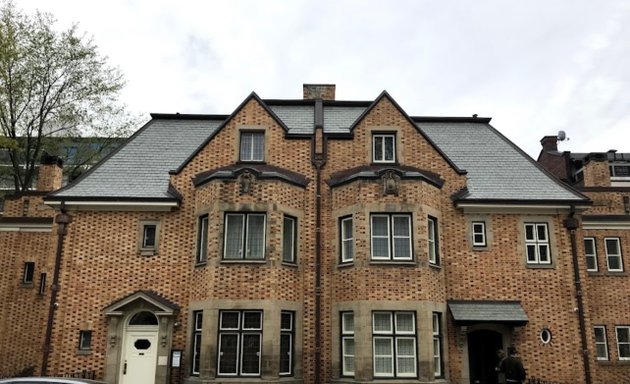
[240,132,264,162]
[138,220,160,256]
[610,163,630,178]
[372,133,396,163]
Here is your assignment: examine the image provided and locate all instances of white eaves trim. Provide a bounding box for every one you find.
[0,222,52,232]
[582,219,630,230]
[455,203,591,215]
[45,200,179,212]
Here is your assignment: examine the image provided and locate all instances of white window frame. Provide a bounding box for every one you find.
[594,325,608,361]
[282,216,297,264]
[584,237,598,272]
[610,163,630,179]
[340,216,354,263]
[605,237,623,272]
[239,131,265,162]
[341,312,355,377]
[217,311,263,376]
[524,223,551,265]
[428,217,439,265]
[472,221,486,247]
[616,326,630,360]
[372,311,417,378]
[432,313,442,377]
[280,311,294,376]
[372,133,396,163]
[196,215,209,264]
[223,213,266,260]
[191,311,203,375]
[370,214,413,261]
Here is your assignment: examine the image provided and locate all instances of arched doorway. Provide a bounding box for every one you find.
[468,329,503,384]
[119,311,159,384]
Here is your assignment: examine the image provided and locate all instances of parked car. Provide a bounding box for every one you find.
[0,378,105,384]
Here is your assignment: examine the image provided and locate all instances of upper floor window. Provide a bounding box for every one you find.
[610,163,630,178]
[23,262,35,284]
[218,310,263,376]
[371,214,412,261]
[428,217,439,265]
[616,326,630,360]
[372,311,417,378]
[524,223,551,265]
[282,216,297,264]
[240,132,264,162]
[340,216,354,263]
[224,213,266,260]
[138,220,160,255]
[471,221,486,247]
[594,326,608,361]
[191,311,203,375]
[196,215,209,264]
[372,133,396,163]
[605,237,623,272]
[584,237,598,272]
[143,225,157,249]
[341,312,355,377]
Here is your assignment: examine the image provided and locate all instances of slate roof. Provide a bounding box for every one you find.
[50,117,223,200]
[417,121,587,202]
[448,300,529,325]
[46,96,587,204]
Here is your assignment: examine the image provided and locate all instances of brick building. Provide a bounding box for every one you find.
[0,84,626,384]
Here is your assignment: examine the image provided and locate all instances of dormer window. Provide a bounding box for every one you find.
[240,132,264,162]
[610,163,630,178]
[373,134,396,163]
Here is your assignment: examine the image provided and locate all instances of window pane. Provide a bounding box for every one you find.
[618,328,630,343]
[218,334,238,374]
[584,238,595,255]
[595,327,605,341]
[246,215,265,259]
[343,240,353,261]
[538,245,550,263]
[143,225,156,248]
[372,216,388,236]
[373,238,389,259]
[197,216,208,262]
[474,233,484,244]
[384,136,394,161]
[282,217,295,263]
[608,256,621,271]
[396,338,416,375]
[192,333,201,374]
[343,338,355,375]
[241,334,261,374]
[526,245,537,262]
[373,312,392,333]
[281,312,292,331]
[252,133,264,161]
[240,133,253,161]
[596,344,607,359]
[280,334,291,374]
[393,216,410,236]
[395,313,414,333]
[525,224,534,241]
[606,238,620,255]
[536,224,548,241]
[620,344,630,358]
[220,312,240,329]
[243,312,262,329]
[374,338,393,375]
[393,238,411,259]
[374,136,383,161]
[342,312,354,333]
[225,215,244,259]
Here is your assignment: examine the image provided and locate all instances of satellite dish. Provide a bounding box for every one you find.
[557,130,566,141]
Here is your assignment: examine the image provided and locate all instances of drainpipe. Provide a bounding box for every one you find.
[312,99,326,384]
[42,204,72,376]
[564,206,592,384]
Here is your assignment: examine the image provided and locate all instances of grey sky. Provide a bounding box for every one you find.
[19,0,630,158]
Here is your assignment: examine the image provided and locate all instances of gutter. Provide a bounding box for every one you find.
[564,206,592,384]
[41,204,72,375]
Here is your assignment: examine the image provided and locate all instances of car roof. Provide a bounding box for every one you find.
[0,378,105,384]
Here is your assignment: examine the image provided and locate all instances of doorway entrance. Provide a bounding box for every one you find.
[119,311,159,384]
[468,329,503,384]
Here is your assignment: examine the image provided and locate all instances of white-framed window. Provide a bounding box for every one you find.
[340,216,354,263]
[217,310,263,376]
[78,330,92,351]
[610,163,630,179]
[142,224,157,249]
[615,326,630,360]
[428,216,439,265]
[524,223,551,264]
[472,221,486,247]
[371,214,412,261]
[282,216,297,264]
[432,313,443,377]
[191,311,203,375]
[605,237,623,272]
[223,213,266,260]
[239,132,264,162]
[22,262,35,284]
[584,237,598,272]
[594,326,608,361]
[341,312,355,376]
[372,133,396,163]
[196,215,209,264]
[372,311,417,378]
[280,311,294,376]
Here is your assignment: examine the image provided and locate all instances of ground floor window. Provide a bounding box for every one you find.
[372,311,417,378]
[280,311,294,375]
[341,312,355,376]
[432,312,443,377]
[191,311,203,375]
[217,310,263,376]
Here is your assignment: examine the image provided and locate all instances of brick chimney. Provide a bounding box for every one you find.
[540,135,558,152]
[303,84,336,100]
[37,154,63,192]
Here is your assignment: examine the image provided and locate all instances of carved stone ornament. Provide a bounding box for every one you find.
[239,170,255,194]
[382,170,400,196]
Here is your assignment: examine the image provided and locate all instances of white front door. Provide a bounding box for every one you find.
[120,329,158,384]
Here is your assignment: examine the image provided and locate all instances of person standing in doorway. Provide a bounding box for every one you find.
[500,346,527,384]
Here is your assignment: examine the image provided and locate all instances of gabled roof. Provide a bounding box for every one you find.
[418,120,588,203]
[104,290,179,315]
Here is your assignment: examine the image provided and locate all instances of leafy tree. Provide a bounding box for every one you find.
[0,1,135,193]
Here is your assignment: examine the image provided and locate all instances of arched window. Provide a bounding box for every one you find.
[129,311,158,326]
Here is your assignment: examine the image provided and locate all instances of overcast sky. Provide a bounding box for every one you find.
[19,0,630,158]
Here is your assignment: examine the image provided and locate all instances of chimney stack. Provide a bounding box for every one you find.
[303,84,336,100]
[540,135,558,152]
[37,154,63,192]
